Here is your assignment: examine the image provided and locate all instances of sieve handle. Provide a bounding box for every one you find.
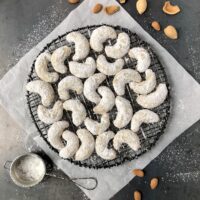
[3,160,12,170]
[45,173,98,190]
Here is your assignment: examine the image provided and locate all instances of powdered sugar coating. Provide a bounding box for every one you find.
[66,31,90,61]
[113,129,141,151]
[129,69,156,95]
[26,80,55,107]
[58,76,83,100]
[84,113,110,136]
[90,25,117,52]
[63,99,86,126]
[95,131,116,160]
[113,96,133,129]
[105,32,130,59]
[136,83,168,109]
[93,86,115,114]
[35,52,59,83]
[69,57,96,78]
[83,73,106,104]
[51,46,71,74]
[97,55,124,76]
[47,121,69,150]
[59,130,79,159]
[75,129,95,161]
[37,100,63,124]
[113,69,141,96]
[129,47,151,73]
[131,109,159,132]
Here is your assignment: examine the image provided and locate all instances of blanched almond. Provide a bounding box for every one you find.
[133,169,144,177]
[136,0,147,15]
[119,0,127,4]
[163,1,181,15]
[134,191,142,200]
[105,5,120,15]
[68,0,79,4]
[164,25,178,39]
[150,178,159,190]
[151,21,161,31]
[92,3,103,14]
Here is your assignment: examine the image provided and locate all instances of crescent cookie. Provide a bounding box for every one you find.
[96,131,116,160]
[63,99,86,126]
[84,113,110,135]
[66,31,90,61]
[105,32,130,59]
[93,86,115,114]
[58,76,83,100]
[47,121,69,150]
[83,73,106,104]
[69,57,96,78]
[113,96,133,129]
[51,46,71,74]
[37,100,63,124]
[129,69,156,95]
[129,47,151,73]
[97,55,124,76]
[113,129,141,151]
[131,109,160,132]
[59,130,79,159]
[26,80,55,107]
[113,69,142,96]
[75,129,95,161]
[90,25,117,52]
[35,52,59,83]
[136,83,168,109]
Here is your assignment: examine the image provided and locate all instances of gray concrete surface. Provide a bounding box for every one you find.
[0,0,200,200]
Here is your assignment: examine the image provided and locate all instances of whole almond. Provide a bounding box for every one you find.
[68,0,79,4]
[134,191,142,200]
[105,5,120,15]
[164,25,178,39]
[136,0,147,15]
[92,3,103,14]
[150,178,159,190]
[133,169,144,177]
[151,21,161,31]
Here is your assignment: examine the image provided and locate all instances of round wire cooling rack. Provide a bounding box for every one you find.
[26,24,171,169]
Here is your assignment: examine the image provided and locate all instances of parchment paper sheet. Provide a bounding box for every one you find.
[0,0,200,199]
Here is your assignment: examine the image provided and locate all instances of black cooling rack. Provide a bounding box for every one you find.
[26,24,171,169]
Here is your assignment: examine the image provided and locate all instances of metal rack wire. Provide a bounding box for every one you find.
[26,25,171,169]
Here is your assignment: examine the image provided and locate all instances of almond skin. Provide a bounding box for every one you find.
[119,0,127,4]
[164,25,178,39]
[151,21,161,31]
[68,0,79,4]
[133,169,144,177]
[92,3,103,14]
[134,191,142,200]
[163,1,181,15]
[150,178,159,190]
[105,5,120,15]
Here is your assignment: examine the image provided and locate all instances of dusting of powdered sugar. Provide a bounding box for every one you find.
[8,3,69,69]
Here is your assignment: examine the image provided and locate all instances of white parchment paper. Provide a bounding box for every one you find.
[0,0,200,199]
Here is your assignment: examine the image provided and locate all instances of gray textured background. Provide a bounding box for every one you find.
[0,0,200,199]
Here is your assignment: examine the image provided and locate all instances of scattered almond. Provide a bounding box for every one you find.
[119,0,127,4]
[92,3,103,14]
[163,1,181,15]
[151,21,161,31]
[68,0,79,4]
[164,25,178,39]
[133,169,144,177]
[150,178,159,190]
[136,0,147,15]
[134,191,142,200]
[105,5,120,15]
